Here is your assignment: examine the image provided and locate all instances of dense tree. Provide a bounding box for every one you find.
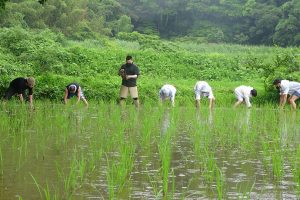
[0,0,299,46]
[273,0,300,46]
[0,0,9,9]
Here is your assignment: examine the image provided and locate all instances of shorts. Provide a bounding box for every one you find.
[4,86,26,100]
[292,91,300,97]
[68,90,85,99]
[120,85,138,98]
[234,90,244,102]
[195,91,213,100]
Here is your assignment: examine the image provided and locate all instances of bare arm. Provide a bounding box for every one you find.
[28,95,33,106]
[76,87,81,104]
[234,100,243,108]
[170,96,175,107]
[64,89,68,104]
[209,98,214,110]
[18,94,24,103]
[279,94,287,108]
[244,96,251,108]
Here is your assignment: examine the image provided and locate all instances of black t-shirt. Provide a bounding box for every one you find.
[66,83,80,95]
[120,63,140,87]
[10,77,33,95]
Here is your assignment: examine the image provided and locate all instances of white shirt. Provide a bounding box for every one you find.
[279,80,300,95]
[194,81,214,100]
[234,85,253,108]
[159,84,176,103]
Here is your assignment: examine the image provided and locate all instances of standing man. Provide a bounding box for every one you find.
[273,79,300,110]
[118,55,140,108]
[159,84,177,107]
[194,81,215,109]
[4,77,35,106]
[234,85,257,108]
[64,83,88,106]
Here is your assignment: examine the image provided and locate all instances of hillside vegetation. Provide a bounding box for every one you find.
[0,27,299,105]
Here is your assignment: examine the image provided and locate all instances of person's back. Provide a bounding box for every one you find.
[234,85,257,108]
[9,77,33,95]
[194,81,211,92]
[194,81,215,109]
[273,79,300,110]
[4,77,35,106]
[235,85,252,98]
[159,84,176,106]
[160,84,176,98]
[280,80,300,95]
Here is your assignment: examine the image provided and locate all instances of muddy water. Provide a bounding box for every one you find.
[0,105,299,199]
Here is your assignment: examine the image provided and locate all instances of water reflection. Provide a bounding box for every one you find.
[278,110,298,148]
[237,109,251,132]
[196,108,214,127]
[208,109,214,126]
[245,109,251,127]
[161,109,170,135]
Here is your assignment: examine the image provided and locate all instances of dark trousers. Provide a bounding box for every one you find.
[3,86,24,100]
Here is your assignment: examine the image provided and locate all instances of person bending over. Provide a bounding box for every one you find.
[64,83,88,106]
[4,77,35,107]
[234,85,257,108]
[194,81,215,110]
[159,84,177,107]
[273,79,300,110]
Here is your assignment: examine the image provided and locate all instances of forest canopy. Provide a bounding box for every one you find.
[0,0,299,47]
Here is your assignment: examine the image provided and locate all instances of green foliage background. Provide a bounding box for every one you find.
[0,27,299,105]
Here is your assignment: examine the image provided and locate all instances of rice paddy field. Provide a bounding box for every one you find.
[0,101,299,200]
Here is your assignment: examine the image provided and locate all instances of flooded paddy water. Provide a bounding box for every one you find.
[0,102,299,199]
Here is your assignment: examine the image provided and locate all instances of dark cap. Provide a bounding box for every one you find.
[126,55,132,61]
[273,79,281,85]
[251,89,257,97]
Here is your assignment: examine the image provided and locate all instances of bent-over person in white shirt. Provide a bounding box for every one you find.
[159,84,176,107]
[234,85,257,108]
[194,81,215,109]
[273,79,300,110]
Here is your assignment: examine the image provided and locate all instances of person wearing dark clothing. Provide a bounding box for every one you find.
[4,77,35,106]
[118,55,140,108]
[64,83,88,106]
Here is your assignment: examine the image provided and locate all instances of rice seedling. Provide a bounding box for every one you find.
[216,167,224,200]
[1,102,299,199]
[203,150,216,184]
[237,181,256,200]
[0,147,3,175]
[30,173,58,200]
[157,110,176,199]
[106,141,136,199]
[271,149,284,180]
[292,145,300,194]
